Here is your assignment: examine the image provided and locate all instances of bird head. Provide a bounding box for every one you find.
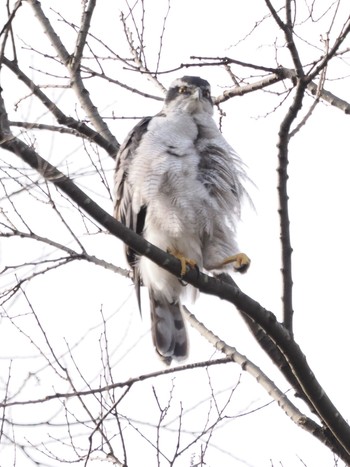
[164,76,213,115]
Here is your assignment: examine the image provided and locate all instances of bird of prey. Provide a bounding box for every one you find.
[114,76,250,364]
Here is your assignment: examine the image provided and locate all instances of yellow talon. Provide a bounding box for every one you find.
[221,252,251,273]
[168,249,197,277]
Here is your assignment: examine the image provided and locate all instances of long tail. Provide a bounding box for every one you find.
[149,293,188,364]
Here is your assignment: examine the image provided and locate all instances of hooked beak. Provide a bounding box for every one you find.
[192,88,201,100]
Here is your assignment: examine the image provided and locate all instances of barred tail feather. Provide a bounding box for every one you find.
[150,294,188,364]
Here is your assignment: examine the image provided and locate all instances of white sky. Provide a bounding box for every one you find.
[1,1,350,466]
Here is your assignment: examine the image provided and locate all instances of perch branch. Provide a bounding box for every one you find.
[1,91,350,460]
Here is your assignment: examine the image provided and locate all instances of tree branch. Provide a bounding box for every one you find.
[71,0,96,72]
[3,56,118,156]
[307,15,350,82]
[0,358,232,407]
[1,90,350,460]
[27,0,119,149]
[189,59,350,115]
[0,226,130,278]
[183,306,349,461]
[277,81,307,333]
[264,0,304,76]
[308,80,350,113]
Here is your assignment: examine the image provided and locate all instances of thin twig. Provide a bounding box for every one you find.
[0,226,130,278]
[307,15,350,82]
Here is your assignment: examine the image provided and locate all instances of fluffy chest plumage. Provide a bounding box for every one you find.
[127,111,239,238]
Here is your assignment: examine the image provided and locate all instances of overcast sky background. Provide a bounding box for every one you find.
[1,1,350,466]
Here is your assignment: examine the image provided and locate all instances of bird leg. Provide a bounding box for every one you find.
[220,252,251,273]
[168,248,197,277]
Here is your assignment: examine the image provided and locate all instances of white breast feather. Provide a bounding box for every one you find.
[128,110,240,302]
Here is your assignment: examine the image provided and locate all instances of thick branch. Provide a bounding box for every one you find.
[307,81,350,113]
[1,92,350,460]
[215,73,284,103]
[277,81,306,333]
[215,273,306,398]
[183,306,349,460]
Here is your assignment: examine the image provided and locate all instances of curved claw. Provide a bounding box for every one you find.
[168,249,197,277]
[221,253,251,273]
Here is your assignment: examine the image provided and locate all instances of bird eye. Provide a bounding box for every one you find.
[203,89,211,98]
[178,86,189,94]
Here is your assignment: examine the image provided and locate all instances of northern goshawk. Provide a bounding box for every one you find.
[114,76,250,364]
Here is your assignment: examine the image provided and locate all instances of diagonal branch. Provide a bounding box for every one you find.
[264,0,304,76]
[182,306,349,461]
[0,358,235,407]
[0,0,22,64]
[190,59,350,114]
[215,273,306,401]
[307,15,350,82]
[71,0,96,72]
[3,56,118,156]
[307,80,350,113]
[1,90,350,461]
[27,0,119,149]
[0,226,130,278]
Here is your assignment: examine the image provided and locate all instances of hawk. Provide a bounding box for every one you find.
[114,76,250,364]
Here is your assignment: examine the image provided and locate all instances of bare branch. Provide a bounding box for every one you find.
[80,64,163,101]
[1,90,350,460]
[182,306,346,459]
[290,64,327,138]
[0,226,130,278]
[276,80,306,333]
[0,0,22,63]
[264,0,304,76]
[27,0,119,148]
[307,80,350,113]
[71,0,96,72]
[155,0,171,74]
[2,3,350,463]
[9,120,89,137]
[0,358,232,407]
[3,56,118,155]
[120,10,166,94]
[159,57,350,115]
[307,15,350,81]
